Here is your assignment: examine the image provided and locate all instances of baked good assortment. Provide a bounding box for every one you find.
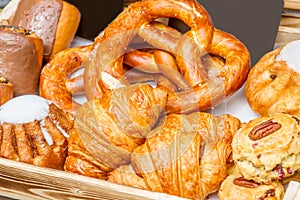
[0,0,299,199]
[246,40,300,116]
[0,95,74,169]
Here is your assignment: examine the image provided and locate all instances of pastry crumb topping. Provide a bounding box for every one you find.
[0,76,9,84]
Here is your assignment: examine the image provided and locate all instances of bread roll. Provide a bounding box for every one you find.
[0,25,43,96]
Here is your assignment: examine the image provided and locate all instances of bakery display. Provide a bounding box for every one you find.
[246,39,300,116]
[0,0,298,199]
[0,75,13,105]
[232,113,300,184]
[0,95,73,169]
[0,0,81,61]
[0,25,43,96]
[218,173,284,200]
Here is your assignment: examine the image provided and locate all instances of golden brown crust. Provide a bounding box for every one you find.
[64,129,112,179]
[245,42,300,116]
[51,1,81,58]
[8,0,80,61]
[108,165,149,190]
[83,0,250,114]
[84,0,215,100]
[65,84,168,179]
[39,45,92,113]
[73,84,167,170]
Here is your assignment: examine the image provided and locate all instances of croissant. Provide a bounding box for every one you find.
[64,83,168,179]
[108,112,241,199]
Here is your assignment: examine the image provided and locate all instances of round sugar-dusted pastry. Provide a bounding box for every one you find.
[245,40,300,116]
[232,113,300,183]
[0,95,73,169]
[218,173,284,200]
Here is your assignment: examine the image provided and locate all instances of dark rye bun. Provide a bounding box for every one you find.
[0,25,43,96]
[0,0,81,61]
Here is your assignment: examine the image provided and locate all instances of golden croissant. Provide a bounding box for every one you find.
[108,112,241,199]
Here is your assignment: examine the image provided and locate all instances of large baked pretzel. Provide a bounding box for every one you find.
[84,0,250,114]
[84,0,214,99]
[40,0,250,114]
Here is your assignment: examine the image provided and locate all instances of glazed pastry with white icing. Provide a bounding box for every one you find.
[0,95,74,169]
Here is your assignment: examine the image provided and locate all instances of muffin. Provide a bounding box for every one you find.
[218,173,284,200]
[0,95,73,169]
[232,113,300,183]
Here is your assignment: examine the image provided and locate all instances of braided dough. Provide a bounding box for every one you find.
[83,0,250,113]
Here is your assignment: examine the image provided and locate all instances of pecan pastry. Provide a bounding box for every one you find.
[0,95,73,169]
[218,173,284,200]
[245,40,300,116]
[232,113,300,183]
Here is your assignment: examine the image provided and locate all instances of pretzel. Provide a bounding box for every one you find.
[39,45,92,113]
[124,49,190,91]
[82,0,249,113]
[84,0,215,100]
[166,28,251,113]
[40,0,250,114]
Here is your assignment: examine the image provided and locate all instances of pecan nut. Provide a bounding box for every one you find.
[249,119,281,141]
[233,177,259,188]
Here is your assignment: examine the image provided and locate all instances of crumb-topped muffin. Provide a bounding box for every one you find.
[0,95,73,169]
